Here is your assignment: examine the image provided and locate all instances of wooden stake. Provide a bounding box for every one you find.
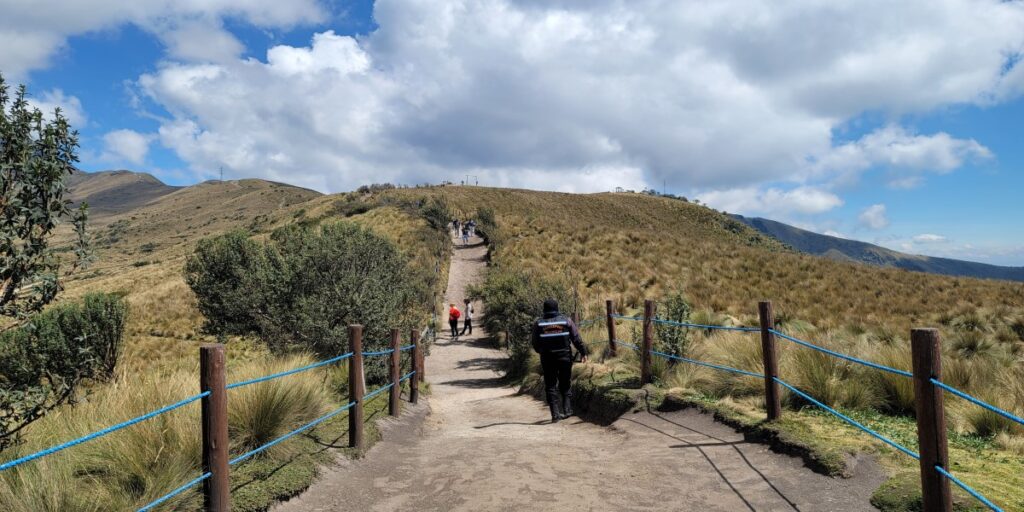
[348,325,365,451]
[912,328,953,512]
[200,344,230,512]
[758,301,782,421]
[410,329,420,404]
[606,299,617,357]
[641,300,654,385]
[389,328,401,416]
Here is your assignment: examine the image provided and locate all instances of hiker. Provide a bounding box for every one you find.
[460,298,474,336]
[448,303,461,339]
[467,219,476,237]
[461,223,470,245]
[531,299,588,423]
[452,219,460,237]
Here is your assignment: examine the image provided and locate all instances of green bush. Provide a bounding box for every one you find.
[185,223,420,382]
[654,286,692,358]
[0,293,128,448]
[469,267,571,378]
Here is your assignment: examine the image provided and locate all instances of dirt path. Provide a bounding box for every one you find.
[274,235,885,511]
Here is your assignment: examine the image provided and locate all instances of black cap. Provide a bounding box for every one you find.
[543,298,559,314]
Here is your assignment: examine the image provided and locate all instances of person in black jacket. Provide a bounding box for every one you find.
[531,298,588,423]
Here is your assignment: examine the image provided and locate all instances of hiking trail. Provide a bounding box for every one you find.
[273,235,886,511]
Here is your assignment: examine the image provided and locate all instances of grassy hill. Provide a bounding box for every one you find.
[376,186,1024,335]
[734,214,1024,283]
[67,169,181,216]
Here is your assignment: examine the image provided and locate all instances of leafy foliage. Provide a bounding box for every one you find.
[185,222,420,381]
[0,292,127,448]
[0,73,90,323]
[469,267,572,377]
[654,286,693,358]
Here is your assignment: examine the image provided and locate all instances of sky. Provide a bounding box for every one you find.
[2,0,1023,265]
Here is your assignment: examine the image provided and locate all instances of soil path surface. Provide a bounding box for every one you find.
[274,235,885,511]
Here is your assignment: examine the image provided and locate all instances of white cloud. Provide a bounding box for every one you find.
[698,186,843,217]
[0,0,325,77]
[26,89,86,126]
[913,234,947,243]
[102,129,153,165]
[859,204,890,230]
[119,0,1024,194]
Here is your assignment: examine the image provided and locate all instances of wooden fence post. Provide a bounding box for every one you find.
[410,329,421,404]
[641,300,654,385]
[912,329,953,512]
[758,301,782,421]
[389,328,401,416]
[200,344,230,512]
[606,299,617,357]
[348,325,365,451]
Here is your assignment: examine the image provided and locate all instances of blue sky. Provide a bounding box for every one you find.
[2,0,1023,265]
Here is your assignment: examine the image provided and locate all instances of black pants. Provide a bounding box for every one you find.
[450,319,459,338]
[540,353,573,405]
[461,317,472,335]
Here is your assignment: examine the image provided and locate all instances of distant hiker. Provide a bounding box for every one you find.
[449,303,461,339]
[460,299,474,336]
[531,299,588,423]
[467,219,476,237]
[452,219,460,237]
[461,224,470,245]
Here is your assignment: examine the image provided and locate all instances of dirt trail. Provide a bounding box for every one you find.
[274,235,885,511]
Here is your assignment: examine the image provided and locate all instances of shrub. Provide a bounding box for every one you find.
[782,334,880,411]
[185,223,420,382]
[0,293,128,448]
[703,331,765,398]
[654,286,693,358]
[469,267,572,378]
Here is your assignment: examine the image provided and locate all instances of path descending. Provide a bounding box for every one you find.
[274,235,885,511]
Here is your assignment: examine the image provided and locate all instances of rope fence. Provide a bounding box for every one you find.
[0,323,429,512]
[603,299,1008,512]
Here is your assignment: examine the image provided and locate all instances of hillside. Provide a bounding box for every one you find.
[734,214,1024,283]
[66,169,180,216]
[357,186,1024,336]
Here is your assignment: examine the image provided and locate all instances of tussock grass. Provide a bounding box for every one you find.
[227,355,336,461]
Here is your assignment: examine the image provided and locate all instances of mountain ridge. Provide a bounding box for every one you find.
[732,214,1024,282]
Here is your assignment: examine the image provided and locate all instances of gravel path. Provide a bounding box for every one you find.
[273,235,885,511]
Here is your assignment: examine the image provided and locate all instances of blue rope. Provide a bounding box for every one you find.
[400,344,415,352]
[612,339,640,351]
[137,472,211,512]
[399,371,417,382]
[0,391,209,472]
[363,383,395,401]
[226,352,354,390]
[653,318,761,333]
[229,401,357,465]
[362,349,395,357]
[934,465,1003,512]
[931,378,1024,428]
[770,329,913,378]
[649,349,765,379]
[606,311,638,319]
[774,377,920,460]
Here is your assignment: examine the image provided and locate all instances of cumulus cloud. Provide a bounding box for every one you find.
[102,129,153,165]
[119,0,1024,195]
[0,0,325,77]
[859,204,890,230]
[26,89,86,126]
[698,186,843,217]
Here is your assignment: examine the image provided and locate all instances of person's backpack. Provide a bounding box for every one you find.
[450,308,461,320]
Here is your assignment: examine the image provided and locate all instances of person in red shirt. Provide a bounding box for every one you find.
[448,303,461,339]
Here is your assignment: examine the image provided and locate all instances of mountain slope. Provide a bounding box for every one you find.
[733,214,1024,282]
[67,169,180,216]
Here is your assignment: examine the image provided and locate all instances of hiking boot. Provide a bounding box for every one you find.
[549,402,562,423]
[561,393,574,418]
